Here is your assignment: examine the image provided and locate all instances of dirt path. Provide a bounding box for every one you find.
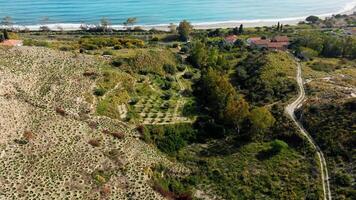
[285,61,332,200]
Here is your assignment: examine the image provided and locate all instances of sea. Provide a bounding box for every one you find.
[0,0,355,27]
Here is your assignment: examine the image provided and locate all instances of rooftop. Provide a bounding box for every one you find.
[0,40,23,47]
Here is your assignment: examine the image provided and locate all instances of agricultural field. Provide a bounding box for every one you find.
[0,46,189,199]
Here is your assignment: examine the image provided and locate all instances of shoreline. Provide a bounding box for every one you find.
[4,4,356,31]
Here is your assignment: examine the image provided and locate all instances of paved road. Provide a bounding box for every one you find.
[285,61,332,200]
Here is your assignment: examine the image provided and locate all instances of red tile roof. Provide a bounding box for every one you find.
[248,36,289,50]
[272,36,289,42]
[225,35,238,43]
[0,40,23,46]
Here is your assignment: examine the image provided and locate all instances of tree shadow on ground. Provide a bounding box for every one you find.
[256,149,278,161]
[198,136,250,157]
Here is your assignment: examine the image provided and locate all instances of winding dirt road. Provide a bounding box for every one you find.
[285,61,332,200]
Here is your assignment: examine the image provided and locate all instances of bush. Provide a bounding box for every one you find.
[110,132,125,139]
[112,58,123,67]
[182,72,194,79]
[161,92,172,100]
[310,62,336,72]
[177,65,186,72]
[81,43,98,50]
[88,139,101,147]
[151,37,159,42]
[160,80,172,90]
[102,50,113,55]
[158,134,186,155]
[113,44,123,50]
[334,173,352,187]
[55,107,66,116]
[23,39,50,47]
[94,88,106,96]
[270,139,288,153]
[163,64,177,74]
[59,46,73,51]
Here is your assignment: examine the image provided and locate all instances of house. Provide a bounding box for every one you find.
[247,36,289,50]
[224,35,238,44]
[344,28,356,35]
[0,39,23,47]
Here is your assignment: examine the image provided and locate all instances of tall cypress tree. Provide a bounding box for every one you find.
[238,24,244,34]
[277,22,280,31]
[0,33,4,42]
[3,29,9,40]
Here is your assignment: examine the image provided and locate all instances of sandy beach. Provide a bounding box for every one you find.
[6,4,356,31]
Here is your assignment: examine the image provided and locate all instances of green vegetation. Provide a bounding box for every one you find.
[292,31,356,59]
[142,124,197,156]
[178,141,321,200]
[5,15,354,199]
[118,49,178,75]
[151,164,194,199]
[178,20,193,41]
[297,99,355,198]
[306,15,320,24]
[236,51,297,104]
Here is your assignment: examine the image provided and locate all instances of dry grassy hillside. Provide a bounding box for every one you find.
[0,46,187,199]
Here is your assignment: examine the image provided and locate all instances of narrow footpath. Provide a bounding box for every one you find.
[285,61,332,200]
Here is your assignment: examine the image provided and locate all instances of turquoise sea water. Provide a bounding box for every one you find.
[0,0,355,26]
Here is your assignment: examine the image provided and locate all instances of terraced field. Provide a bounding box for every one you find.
[0,46,188,199]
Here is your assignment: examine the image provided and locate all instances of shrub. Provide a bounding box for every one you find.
[113,44,123,50]
[112,58,123,67]
[23,131,34,141]
[136,125,145,135]
[102,50,113,55]
[81,43,98,50]
[166,75,175,82]
[310,62,335,72]
[160,80,172,90]
[100,185,111,196]
[14,139,28,145]
[110,132,125,139]
[93,88,106,96]
[23,39,50,47]
[55,107,66,116]
[182,72,193,79]
[83,71,98,78]
[151,37,159,42]
[334,172,352,187]
[163,64,177,74]
[91,170,110,185]
[88,139,101,147]
[177,65,186,72]
[161,92,172,100]
[157,134,186,155]
[59,46,72,51]
[270,139,288,153]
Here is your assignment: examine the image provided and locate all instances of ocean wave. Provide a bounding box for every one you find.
[6,0,356,31]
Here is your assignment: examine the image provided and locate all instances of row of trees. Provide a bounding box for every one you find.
[0,29,9,42]
[292,31,356,59]
[188,41,229,70]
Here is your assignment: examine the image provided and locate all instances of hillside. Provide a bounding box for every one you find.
[0,46,188,199]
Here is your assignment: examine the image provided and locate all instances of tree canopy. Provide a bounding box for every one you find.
[249,107,276,132]
[177,20,193,42]
[306,15,320,24]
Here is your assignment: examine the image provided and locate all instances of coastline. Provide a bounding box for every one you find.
[5,4,356,31]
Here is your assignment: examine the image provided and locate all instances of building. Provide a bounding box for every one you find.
[224,35,238,44]
[247,36,289,50]
[0,39,23,47]
[344,28,356,35]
